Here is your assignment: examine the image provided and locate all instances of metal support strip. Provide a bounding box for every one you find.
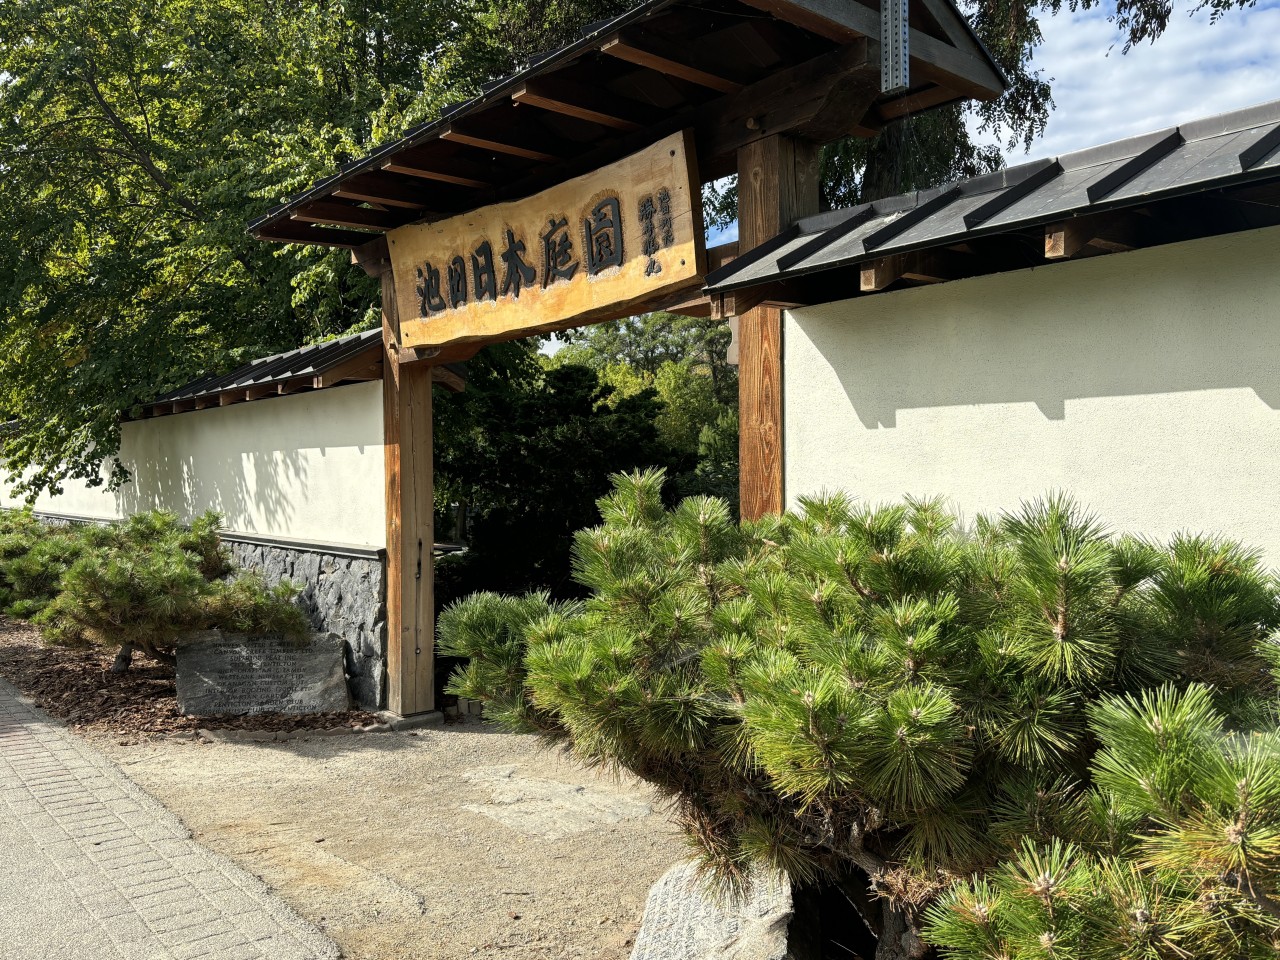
[1086,129,1183,203]
[962,159,1063,229]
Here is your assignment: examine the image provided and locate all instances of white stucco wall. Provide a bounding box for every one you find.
[783,224,1280,563]
[2,380,386,548]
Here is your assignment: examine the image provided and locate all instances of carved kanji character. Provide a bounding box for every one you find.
[415,261,447,316]
[447,256,468,308]
[472,240,498,302]
[541,216,579,287]
[657,188,675,247]
[583,197,623,275]
[500,229,536,298]
[639,195,661,277]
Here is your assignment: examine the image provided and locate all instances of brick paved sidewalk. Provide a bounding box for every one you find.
[0,678,341,960]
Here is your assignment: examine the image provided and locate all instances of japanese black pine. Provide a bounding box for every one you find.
[441,472,1280,959]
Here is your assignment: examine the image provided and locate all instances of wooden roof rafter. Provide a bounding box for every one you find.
[248,0,1006,245]
[133,330,468,421]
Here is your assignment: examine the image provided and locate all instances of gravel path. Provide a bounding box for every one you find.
[0,677,339,960]
[92,720,686,959]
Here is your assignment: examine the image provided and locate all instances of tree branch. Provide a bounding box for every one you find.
[79,57,203,221]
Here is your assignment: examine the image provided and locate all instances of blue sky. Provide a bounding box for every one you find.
[707,0,1280,245]
[1015,0,1280,160]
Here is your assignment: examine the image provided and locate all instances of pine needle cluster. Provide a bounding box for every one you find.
[0,509,309,670]
[439,471,1280,959]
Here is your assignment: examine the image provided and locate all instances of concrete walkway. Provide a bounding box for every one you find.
[0,678,340,960]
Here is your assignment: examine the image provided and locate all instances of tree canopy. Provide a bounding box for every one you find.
[0,0,1260,494]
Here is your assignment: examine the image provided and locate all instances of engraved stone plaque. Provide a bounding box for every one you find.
[175,630,350,716]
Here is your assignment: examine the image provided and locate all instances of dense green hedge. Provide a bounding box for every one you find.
[440,471,1280,960]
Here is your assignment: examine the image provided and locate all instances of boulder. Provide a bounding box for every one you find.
[631,861,812,960]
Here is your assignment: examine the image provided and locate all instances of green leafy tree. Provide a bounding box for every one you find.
[433,359,676,606]
[556,312,736,403]
[0,0,460,497]
[441,473,1280,960]
[2,0,1259,493]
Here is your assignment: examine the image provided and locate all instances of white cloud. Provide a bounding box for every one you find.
[989,0,1280,162]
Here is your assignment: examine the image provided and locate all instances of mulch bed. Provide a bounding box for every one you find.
[0,616,379,742]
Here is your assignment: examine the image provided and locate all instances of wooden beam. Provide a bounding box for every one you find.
[737,134,820,521]
[440,123,559,163]
[737,0,1004,101]
[917,0,978,48]
[511,76,658,131]
[193,397,215,410]
[381,150,494,189]
[381,270,435,717]
[601,32,743,93]
[430,365,466,393]
[707,240,739,273]
[252,221,375,248]
[1045,213,1141,259]
[291,201,405,231]
[331,173,431,210]
[218,391,244,406]
[696,42,879,166]
[314,350,383,389]
[657,240,740,318]
[859,248,974,291]
[351,235,391,278]
[277,379,311,395]
[244,383,277,400]
[876,83,957,122]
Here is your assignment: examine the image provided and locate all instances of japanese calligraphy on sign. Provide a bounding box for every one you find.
[389,130,704,350]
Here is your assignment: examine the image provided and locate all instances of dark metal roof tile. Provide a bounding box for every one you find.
[705,97,1280,294]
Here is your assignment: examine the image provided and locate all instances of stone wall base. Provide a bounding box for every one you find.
[227,539,387,710]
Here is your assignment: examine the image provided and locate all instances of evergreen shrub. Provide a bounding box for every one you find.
[0,509,308,671]
[439,470,1280,960]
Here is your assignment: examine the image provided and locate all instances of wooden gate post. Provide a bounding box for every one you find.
[736,134,820,520]
[381,265,436,716]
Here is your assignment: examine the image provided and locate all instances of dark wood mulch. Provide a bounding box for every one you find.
[0,616,379,741]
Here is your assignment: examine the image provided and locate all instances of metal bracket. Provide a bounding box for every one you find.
[880,0,910,95]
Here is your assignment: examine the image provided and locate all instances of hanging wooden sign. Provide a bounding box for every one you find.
[388,129,704,351]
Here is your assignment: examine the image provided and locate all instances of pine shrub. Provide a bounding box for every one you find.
[0,509,309,671]
[439,470,1280,960]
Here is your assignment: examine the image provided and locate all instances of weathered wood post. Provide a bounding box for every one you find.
[736,135,820,520]
[381,265,436,717]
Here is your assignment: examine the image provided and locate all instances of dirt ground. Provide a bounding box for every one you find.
[94,722,686,959]
[0,616,380,738]
[0,615,688,958]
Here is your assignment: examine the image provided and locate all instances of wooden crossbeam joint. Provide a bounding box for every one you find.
[314,352,383,389]
[430,366,467,393]
[1045,213,1142,260]
[860,248,973,291]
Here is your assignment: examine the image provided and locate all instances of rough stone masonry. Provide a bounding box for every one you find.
[228,540,387,710]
